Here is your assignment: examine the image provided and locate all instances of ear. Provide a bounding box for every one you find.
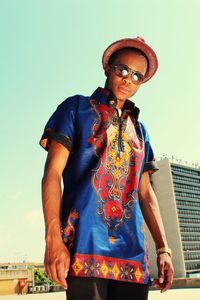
[104,64,111,76]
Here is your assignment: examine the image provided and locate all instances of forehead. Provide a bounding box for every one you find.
[112,49,148,72]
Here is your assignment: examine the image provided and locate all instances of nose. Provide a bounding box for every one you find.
[122,73,132,84]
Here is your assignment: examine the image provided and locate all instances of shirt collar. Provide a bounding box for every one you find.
[90,87,140,120]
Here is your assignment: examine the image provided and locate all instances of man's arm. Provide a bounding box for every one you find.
[41,140,70,289]
[138,171,174,293]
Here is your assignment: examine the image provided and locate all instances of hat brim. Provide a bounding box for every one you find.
[102,38,158,83]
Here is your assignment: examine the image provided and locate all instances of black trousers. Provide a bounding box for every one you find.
[66,276,149,300]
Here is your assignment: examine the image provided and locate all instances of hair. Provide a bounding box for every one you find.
[108,47,149,70]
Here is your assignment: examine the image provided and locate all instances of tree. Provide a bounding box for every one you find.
[34,269,55,285]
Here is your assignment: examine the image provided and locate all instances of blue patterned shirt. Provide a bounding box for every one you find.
[40,87,158,284]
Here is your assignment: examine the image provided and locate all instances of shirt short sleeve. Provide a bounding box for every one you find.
[140,122,159,174]
[39,96,78,152]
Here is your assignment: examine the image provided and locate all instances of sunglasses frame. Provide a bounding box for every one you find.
[109,64,144,85]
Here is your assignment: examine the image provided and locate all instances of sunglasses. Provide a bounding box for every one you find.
[109,64,144,85]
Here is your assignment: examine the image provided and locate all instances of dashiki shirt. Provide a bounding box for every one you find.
[40,87,159,285]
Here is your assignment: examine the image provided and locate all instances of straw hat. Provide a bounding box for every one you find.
[102,36,158,83]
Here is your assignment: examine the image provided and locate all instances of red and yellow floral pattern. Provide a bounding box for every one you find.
[88,101,144,230]
[62,209,79,249]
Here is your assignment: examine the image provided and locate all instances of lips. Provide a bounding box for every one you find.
[118,85,130,94]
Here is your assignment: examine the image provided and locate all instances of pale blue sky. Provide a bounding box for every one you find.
[0,0,200,262]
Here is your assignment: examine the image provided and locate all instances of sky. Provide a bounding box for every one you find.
[0,0,200,263]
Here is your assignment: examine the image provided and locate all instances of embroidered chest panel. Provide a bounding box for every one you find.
[88,100,144,231]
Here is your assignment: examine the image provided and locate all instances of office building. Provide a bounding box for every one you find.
[145,158,200,278]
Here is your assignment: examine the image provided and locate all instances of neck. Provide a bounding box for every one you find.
[104,84,127,110]
[116,99,126,110]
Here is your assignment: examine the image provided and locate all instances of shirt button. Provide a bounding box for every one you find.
[108,99,117,107]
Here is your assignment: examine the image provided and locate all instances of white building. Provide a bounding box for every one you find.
[145,158,200,278]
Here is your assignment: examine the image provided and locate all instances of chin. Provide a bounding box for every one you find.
[109,86,129,101]
[115,92,128,101]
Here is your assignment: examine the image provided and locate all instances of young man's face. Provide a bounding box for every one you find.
[106,49,148,107]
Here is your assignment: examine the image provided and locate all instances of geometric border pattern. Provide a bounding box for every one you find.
[70,253,147,284]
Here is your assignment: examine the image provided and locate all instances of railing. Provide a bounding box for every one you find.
[0,269,30,280]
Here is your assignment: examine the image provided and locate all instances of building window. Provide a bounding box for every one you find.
[185,261,200,271]
[171,166,199,176]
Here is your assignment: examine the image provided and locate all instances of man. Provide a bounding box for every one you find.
[40,36,174,300]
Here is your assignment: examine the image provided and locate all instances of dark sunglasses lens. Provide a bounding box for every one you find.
[112,65,144,83]
[132,72,144,83]
[115,65,128,77]
[121,67,129,77]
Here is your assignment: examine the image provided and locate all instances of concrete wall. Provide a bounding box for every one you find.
[0,269,32,295]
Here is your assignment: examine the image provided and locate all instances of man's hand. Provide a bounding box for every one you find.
[152,253,174,293]
[44,238,70,289]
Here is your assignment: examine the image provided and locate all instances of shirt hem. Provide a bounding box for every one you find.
[143,161,159,174]
[69,253,149,284]
[39,128,72,151]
